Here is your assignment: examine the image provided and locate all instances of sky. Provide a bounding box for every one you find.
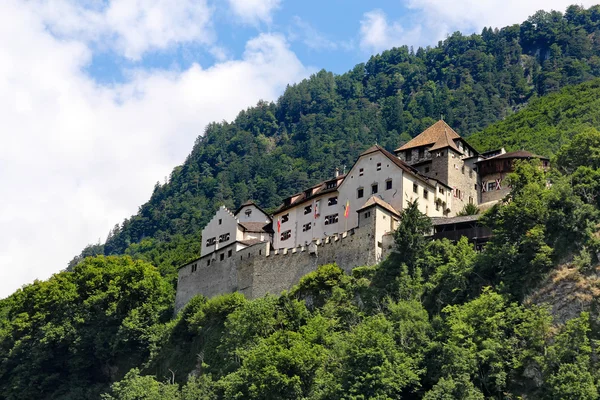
[1,0,597,298]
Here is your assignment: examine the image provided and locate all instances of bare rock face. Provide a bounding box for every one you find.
[526,264,600,325]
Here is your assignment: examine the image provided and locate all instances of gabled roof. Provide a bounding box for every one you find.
[234,200,271,219]
[428,127,462,153]
[359,144,420,176]
[274,174,346,214]
[395,120,462,151]
[357,196,400,216]
[344,144,449,189]
[238,222,271,233]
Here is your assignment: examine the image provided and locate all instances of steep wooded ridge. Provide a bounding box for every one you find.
[2,5,600,400]
[76,5,600,282]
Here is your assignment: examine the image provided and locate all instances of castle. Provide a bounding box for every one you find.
[175,120,549,312]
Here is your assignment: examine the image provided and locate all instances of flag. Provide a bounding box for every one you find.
[277,217,281,233]
[314,200,320,219]
[344,199,350,218]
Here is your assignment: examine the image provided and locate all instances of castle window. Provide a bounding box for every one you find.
[435,202,440,211]
[281,230,291,241]
[357,188,364,198]
[405,150,412,162]
[207,259,211,266]
[304,205,312,215]
[245,209,252,217]
[372,183,378,194]
[219,233,230,243]
[218,219,222,225]
[324,214,339,225]
[281,213,289,223]
[439,188,444,195]
[328,196,338,206]
[474,184,478,190]
[377,163,382,171]
[469,168,473,178]
[469,196,474,204]
[418,148,425,159]
[220,253,224,261]
[326,181,336,189]
[425,167,430,173]
[386,180,392,190]
[413,183,418,194]
[191,263,197,273]
[364,211,371,219]
[206,237,216,246]
[302,223,311,232]
[487,182,496,192]
[228,249,232,258]
[461,165,465,174]
[359,168,364,176]
[423,189,428,199]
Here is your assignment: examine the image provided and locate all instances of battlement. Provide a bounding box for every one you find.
[175,224,379,312]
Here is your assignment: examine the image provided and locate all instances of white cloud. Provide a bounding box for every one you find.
[0,0,311,298]
[227,0,281,26]
[359,9,421,53]
[405,0,600,34]
[36,0,215,60]
[360,1,600,53]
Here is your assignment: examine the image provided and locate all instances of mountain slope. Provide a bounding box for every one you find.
[469,79,600,155]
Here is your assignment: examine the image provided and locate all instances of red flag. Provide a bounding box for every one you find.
[277,217,281,233]
[344,199,350,218]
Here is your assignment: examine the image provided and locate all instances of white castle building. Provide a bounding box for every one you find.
[175,120,548,310]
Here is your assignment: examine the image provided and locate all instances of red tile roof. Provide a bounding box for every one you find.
[396,120,462,151]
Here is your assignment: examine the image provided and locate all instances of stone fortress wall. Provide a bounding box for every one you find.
[175,213,386,312]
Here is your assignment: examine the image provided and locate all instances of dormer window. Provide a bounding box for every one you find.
[326,181,336,189]
[418,148,425,159]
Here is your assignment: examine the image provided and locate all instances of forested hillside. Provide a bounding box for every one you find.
[75,5,600,283]
[469,79,600,155]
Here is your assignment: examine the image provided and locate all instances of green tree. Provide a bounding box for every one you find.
[394,199,433,269]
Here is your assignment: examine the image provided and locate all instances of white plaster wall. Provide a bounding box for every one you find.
[294,193,341,247]
[401,175,443,216]
[372,207,397,261]
[273,205,299,249]
[201,206,238,257]
[236,204,270,224]
[338,153,405,232]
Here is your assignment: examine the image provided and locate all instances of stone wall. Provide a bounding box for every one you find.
[175,217,378,313]
[480,171,510,203]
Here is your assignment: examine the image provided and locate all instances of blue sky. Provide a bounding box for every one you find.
[0,0,594,298]
[85,0,418,84]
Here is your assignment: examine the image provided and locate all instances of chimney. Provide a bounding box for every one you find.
[335,167,339,178]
